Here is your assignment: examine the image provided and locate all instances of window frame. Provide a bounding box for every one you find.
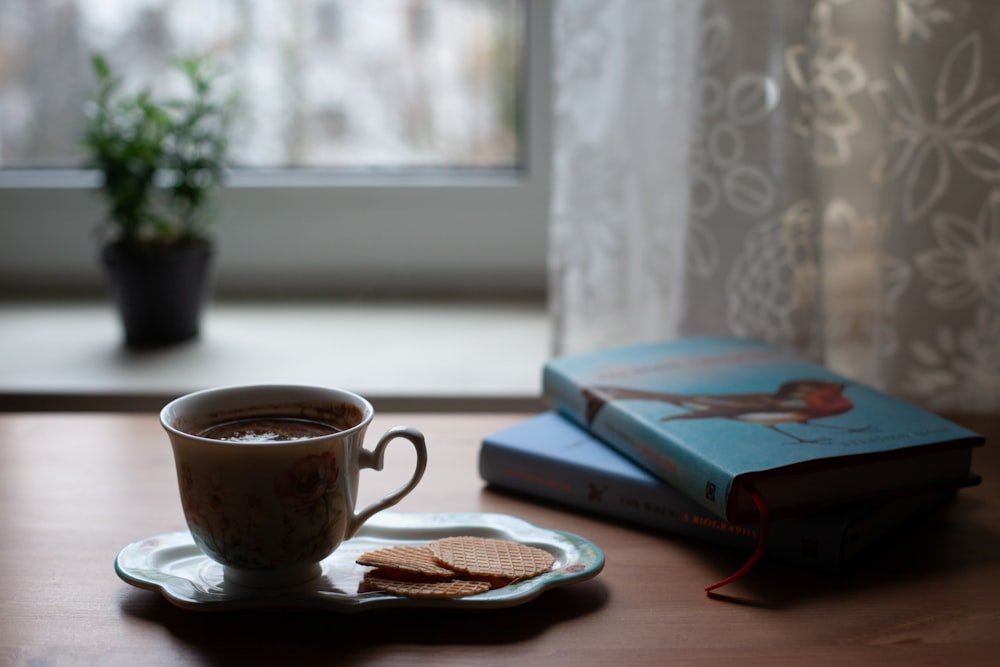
[0,0,551,299]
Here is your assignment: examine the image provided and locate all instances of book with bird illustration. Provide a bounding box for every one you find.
[543,337,982,523]
[479,411,956,572]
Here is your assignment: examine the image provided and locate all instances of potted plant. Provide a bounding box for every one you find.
[82,53,234,347]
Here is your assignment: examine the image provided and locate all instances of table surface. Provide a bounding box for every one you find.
[1,412,998,666]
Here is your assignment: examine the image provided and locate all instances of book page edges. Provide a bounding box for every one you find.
[728,442,981,522]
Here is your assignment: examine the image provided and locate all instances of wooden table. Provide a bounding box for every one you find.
[1,412,998,666]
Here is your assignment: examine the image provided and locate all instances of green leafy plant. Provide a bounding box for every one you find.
[82,53,235,246]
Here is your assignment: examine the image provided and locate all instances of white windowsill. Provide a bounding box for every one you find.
[0,300,550,412]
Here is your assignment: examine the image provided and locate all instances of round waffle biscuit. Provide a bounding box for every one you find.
[429,537,555,583]
[360,574,491,599]
[355,545,455,580]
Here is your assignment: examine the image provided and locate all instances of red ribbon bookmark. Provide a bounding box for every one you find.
[704,488,770,596]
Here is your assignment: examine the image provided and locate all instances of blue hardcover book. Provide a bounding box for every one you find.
[479,412,955,572]
[543,337,982,523]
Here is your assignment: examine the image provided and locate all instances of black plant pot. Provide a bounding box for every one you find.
[102,241,213,348]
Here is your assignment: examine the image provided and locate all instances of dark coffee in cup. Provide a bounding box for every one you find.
[197,417,340,442]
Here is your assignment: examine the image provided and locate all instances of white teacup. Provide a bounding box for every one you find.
[160,384,427,588]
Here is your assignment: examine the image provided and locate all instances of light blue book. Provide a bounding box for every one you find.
[543,337,982,523]
[479,412,956,573]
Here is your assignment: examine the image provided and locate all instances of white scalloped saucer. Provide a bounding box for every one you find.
[115,511,604,612]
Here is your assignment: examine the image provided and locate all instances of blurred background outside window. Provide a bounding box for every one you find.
[0,0,547,298]
[0,0,523,171]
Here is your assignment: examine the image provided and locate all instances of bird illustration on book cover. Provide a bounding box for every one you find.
[582,379,870,443]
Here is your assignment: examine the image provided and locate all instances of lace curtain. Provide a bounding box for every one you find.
[549,0,1000,413]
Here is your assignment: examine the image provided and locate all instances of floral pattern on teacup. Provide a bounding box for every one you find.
[177,452,345,570]
[274,452,340,514]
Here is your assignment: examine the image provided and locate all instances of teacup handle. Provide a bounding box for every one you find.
[348,426,428,539]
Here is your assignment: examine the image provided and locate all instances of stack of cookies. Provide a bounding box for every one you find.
[356,536,556,599]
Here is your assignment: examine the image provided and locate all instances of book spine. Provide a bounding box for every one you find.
[543,364,734,520]
[479,434,763,553]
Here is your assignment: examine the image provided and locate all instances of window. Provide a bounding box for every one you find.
[0,0,550,297]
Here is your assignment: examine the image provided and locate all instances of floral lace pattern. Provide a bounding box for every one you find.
[550,0,1000,412]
